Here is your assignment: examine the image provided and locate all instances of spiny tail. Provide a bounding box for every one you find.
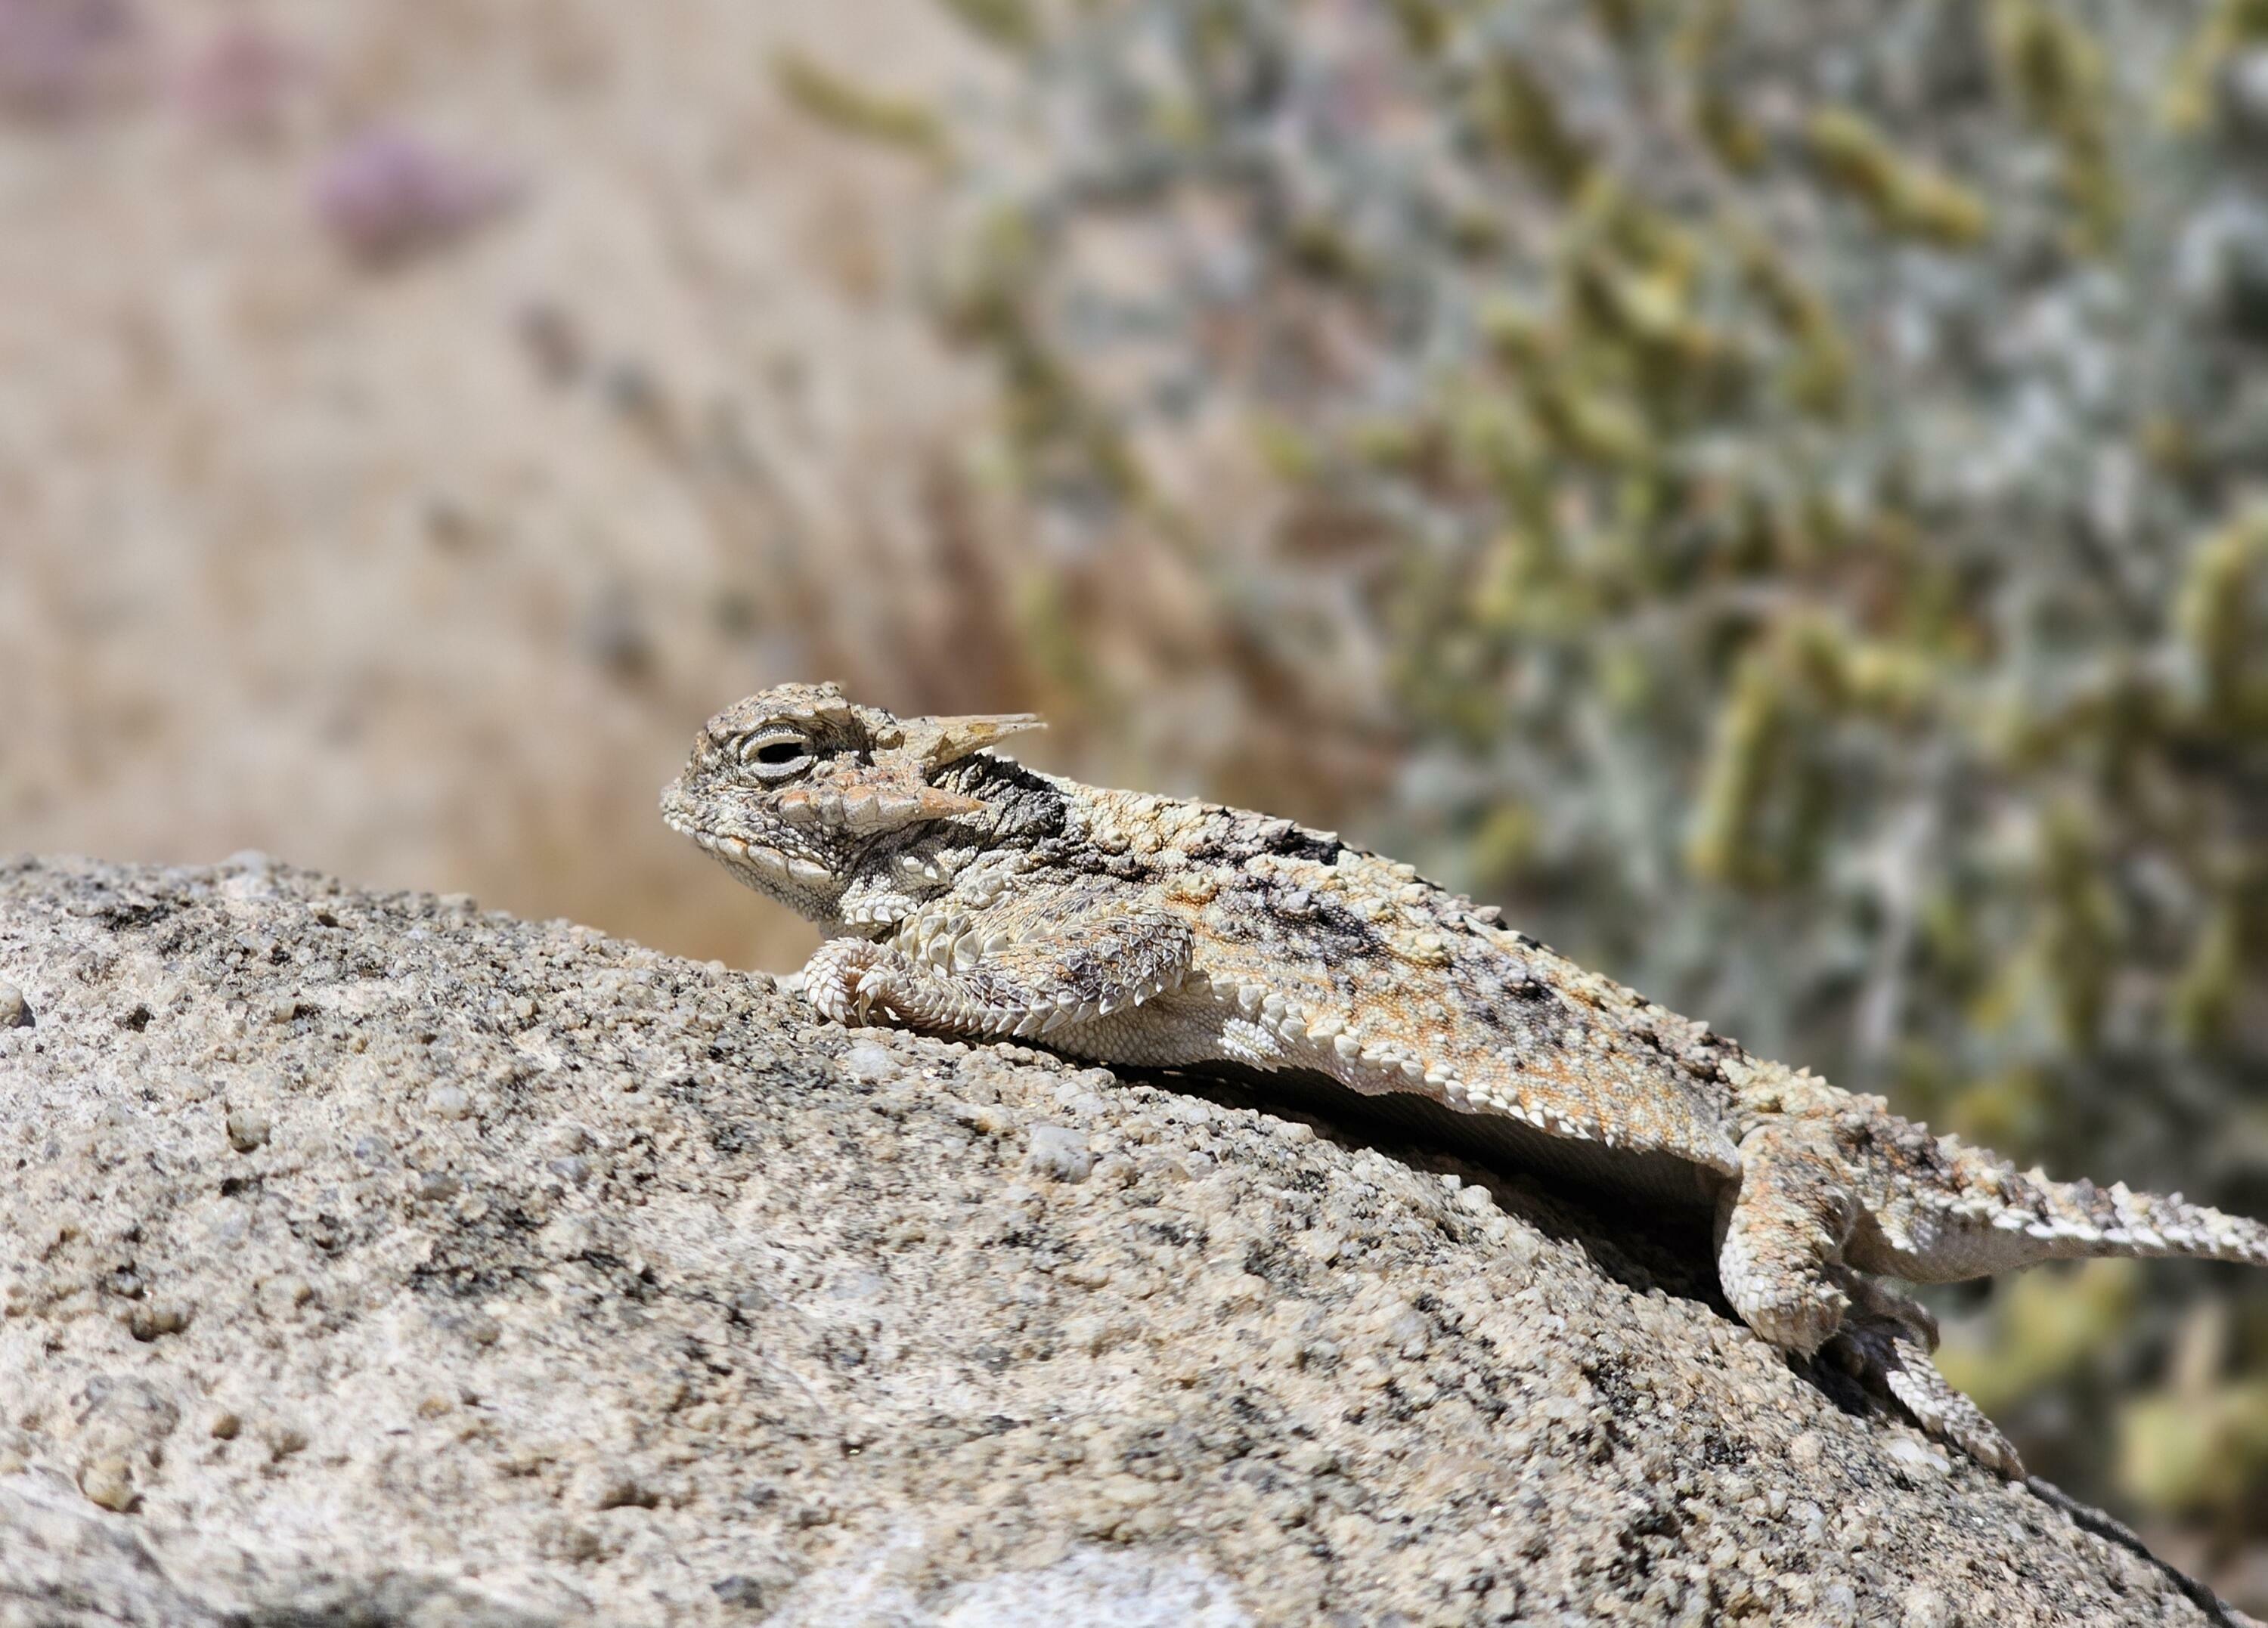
[1945,1142,2268,1267]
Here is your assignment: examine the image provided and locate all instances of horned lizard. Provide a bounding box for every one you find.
[663,682,2268,1475]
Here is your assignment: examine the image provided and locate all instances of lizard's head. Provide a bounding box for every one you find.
[661,682,1043,918]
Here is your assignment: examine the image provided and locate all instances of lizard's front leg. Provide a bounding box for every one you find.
[799,896,1193,1042]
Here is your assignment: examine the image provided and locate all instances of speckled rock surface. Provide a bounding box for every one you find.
[0,856,2236,1625]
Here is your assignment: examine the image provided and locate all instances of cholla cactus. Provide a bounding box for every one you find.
[797,0,2268,1564]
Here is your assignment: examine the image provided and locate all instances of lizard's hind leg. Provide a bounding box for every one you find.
[1719,1120,2027,1475]
[1826,1272,2025,1477]
[1715,1122,1861,1357]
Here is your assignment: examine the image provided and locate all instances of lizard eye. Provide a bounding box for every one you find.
[739,730,815,781]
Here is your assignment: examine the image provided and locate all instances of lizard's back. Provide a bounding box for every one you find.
[1013,777,1746,1201]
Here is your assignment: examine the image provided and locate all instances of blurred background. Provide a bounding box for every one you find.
[2,0,2264,1603]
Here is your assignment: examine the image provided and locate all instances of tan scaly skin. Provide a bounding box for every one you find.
[662,682,2268,1477]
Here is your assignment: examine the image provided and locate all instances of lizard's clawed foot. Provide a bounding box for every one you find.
[1823,1272,2025,1478]
[801,938,911,1026]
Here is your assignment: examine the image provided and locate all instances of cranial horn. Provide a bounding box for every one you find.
[777,770,988,834]
[903,711,1046,769]
[910,784,987,821]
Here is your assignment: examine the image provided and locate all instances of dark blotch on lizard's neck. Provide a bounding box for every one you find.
[937,754,1070,850]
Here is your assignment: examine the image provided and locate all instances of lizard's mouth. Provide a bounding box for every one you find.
[658,776,705,843]
[662,776,841,898]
